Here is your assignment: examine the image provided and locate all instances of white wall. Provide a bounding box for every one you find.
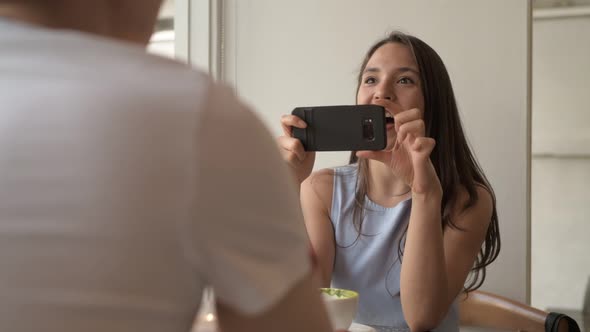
[222,0,531,303]
[531,15,590,311]
[532,16,590,156]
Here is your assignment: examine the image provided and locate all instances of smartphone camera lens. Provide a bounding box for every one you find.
[362,118,375,141]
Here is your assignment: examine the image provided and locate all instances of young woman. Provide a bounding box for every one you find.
[278,32,501,332]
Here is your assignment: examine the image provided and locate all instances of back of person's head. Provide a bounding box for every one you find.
[350,31,501,292]
[0,0,163,44]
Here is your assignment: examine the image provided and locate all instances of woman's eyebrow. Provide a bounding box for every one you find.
[363,66,420,75]
[395,67,420,75]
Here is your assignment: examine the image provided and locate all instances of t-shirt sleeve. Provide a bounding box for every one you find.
[189,83,311,315]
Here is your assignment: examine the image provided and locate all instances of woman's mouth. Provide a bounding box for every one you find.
[385,113,395,130]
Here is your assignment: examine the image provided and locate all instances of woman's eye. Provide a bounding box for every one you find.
[398,77,414,84]
[364,77,376,84]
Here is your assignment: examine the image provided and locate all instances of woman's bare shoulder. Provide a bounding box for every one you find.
[301,168,335,213]
[308,168,334,184]
[450,184,493,229]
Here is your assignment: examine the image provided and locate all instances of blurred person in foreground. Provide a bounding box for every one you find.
[0,1,335,331]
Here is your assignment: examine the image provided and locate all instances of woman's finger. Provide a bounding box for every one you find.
[280,149,302,167]
[397,119,425,144]
[393,108,423,132]
[277,136,306,162]
[410,136,436,158]
[280,114,307,136]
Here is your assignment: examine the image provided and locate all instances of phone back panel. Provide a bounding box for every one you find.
[291,105,386,151]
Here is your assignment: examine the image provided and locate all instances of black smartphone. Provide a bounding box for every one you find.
[291,105,388,151]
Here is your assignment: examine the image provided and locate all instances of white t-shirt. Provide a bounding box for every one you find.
[0,18,310,332]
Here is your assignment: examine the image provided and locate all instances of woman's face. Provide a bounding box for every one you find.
[357,42,425,150]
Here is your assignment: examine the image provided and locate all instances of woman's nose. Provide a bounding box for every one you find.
[374,94,392,101]
[373,86,394,101]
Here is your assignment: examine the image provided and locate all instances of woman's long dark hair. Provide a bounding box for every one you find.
[348,31,500,292]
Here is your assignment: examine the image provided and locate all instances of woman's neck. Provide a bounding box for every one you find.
[366,160,411,204]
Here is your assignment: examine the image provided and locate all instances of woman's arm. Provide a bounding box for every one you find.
[300,169,336,288]
[401,186,493,332]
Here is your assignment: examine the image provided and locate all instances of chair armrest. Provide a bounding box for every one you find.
[459,290,547,331]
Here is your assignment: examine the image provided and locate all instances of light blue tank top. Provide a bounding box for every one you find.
[330,165,459,332]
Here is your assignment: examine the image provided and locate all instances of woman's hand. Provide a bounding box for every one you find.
[356,108,442,197]
[277,114,316,185]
